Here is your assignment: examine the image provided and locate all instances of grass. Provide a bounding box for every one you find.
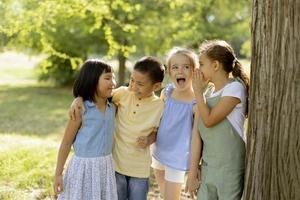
[0,83,72,199]
[0,134,58,200]
[0,51,43,85]
[0,51,73,199]
[0,84,73,198]
[0,85,73,136]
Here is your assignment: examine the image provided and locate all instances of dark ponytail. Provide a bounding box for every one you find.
[232,60,249,116]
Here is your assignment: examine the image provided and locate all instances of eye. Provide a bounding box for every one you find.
[171,66,178,70]
[184,65,190,69]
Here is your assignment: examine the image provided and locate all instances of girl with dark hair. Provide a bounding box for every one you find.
[53,59,118,200]
[187,40,249,200]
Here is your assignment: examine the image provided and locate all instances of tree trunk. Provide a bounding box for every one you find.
[118,52,126,86]
[244,1,300,200]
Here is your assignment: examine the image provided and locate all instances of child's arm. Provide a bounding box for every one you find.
[185,107,202,198]
[160,88,167,101]
[53,117,81,194]
[69,97,84,120]
[193,69,240,127]
[136,130,157,149]
[69,88,118,120]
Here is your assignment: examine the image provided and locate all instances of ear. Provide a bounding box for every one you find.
[212,60,220,71]
[152,82,162,92]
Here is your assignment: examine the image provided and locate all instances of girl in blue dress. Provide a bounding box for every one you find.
[151,47,199,200]
[53,59,118,200]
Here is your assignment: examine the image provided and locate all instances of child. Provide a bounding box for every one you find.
[187,40,249,200]
[70,56,165,200]
[53,59,118,200]
[151,47,199,200]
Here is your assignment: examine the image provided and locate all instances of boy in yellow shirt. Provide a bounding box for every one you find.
[70,56,165,200]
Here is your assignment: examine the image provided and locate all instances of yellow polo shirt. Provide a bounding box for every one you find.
[112,87,164,178]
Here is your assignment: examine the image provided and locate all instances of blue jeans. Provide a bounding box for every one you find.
[115,172,149,200]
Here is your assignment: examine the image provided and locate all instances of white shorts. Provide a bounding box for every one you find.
[151,157,186,183]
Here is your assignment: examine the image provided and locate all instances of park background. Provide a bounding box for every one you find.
[1,0,299,200]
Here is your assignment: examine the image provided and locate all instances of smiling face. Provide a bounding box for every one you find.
[168,53,193,91]
[97,72,116,99]
[128,70,161,99]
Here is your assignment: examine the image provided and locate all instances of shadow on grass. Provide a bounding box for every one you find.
[0,84,73,137]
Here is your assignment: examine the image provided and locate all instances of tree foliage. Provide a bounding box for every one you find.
[0,0,251,85]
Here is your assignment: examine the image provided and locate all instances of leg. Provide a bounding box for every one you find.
[115,172,128,200]
[196,163,219,200]
[154,169,165,198]
[218,169,244,200]
[164,181,182,200]
[151,157,166,198]
[163,166,186,200]
[197,183,218,200]
[128,176,149,200]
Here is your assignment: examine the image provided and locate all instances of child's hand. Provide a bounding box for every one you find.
[192,68,209,94]
[68,97,84,120]
[53,175,64,195]
[185,171,201,198]
[136,136,149,149]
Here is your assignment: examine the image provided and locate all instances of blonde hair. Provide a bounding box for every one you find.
[166,47,199,71]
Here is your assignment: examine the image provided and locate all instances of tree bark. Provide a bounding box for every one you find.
[244,0,300,200]
[118,52,126,86]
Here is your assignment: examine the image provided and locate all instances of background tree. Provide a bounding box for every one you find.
[0,0,251,85]
[244,0,300,199]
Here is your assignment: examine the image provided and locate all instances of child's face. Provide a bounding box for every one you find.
[97,72,116,98]
[129,70,160,99]
[199,53,214,81]
[169,54,193,91]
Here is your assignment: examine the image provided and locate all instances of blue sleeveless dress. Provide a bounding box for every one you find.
[58,100,118,200]
[152,84,196,171]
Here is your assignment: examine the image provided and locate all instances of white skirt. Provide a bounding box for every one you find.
[58,154,118,200]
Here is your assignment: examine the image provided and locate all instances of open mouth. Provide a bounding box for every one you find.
[176,78,186,86]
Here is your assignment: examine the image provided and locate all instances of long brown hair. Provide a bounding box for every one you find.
[200,40,250,115]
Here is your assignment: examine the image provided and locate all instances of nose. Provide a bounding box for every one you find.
[179,66,185,73]
[130,82,138,92]
[111,78,116,88]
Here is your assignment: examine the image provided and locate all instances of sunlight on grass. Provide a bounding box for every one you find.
[0,84,73,136]
[0,51,44,85]
[0,134,58,199]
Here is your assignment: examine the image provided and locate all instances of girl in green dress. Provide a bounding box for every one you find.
[186,40,250,200]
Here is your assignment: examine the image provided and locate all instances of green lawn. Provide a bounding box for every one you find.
[0,84,73,199]
[0,85,72,136]
[0,52,74,199]
[0,134,58,199]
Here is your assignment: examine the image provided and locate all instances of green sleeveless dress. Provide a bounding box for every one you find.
[197,86,245,200]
